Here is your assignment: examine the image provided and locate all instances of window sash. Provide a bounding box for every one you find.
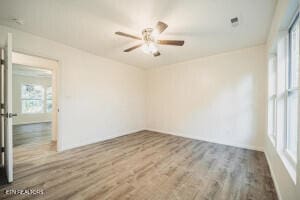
[288,13,300,89]
[286,89,298,161]
[21,84,45,114]
[21,84,44,100]
[284,12,300,162]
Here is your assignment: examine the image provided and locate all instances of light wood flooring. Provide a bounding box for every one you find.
[0,131,277,200]
[13,122,52,147]
[0,122,54,185]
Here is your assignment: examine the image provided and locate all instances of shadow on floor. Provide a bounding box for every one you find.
[0,167,8,186]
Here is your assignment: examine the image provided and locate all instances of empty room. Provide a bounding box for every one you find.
[0,0,299,199]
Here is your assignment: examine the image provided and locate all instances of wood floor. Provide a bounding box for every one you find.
[13,122,52,147]
[0,131,277,200]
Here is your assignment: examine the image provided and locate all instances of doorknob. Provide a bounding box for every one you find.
[0,113,17,118]
[8,113,17,118]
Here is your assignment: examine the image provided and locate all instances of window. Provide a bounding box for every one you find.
[46,87,52,113]
[268,55,277,142]
[268,11,299,183]
[21,84,44,114]
[286,14,299,161]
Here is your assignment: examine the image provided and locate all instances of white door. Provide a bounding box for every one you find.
[1,33,14,183]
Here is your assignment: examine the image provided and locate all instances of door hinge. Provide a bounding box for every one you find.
[0,59,4,65]
[0,103,4,109]
[1,147,4,153]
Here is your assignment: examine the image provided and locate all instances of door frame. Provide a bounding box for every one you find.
[12,52,61,152]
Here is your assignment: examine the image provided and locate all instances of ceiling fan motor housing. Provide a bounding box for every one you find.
[142,28,156,43]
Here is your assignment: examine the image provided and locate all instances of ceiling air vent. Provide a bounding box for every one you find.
[230,17,239,27]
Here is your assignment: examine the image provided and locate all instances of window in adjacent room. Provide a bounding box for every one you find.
[21,84,44,114]
[46,86,52,113]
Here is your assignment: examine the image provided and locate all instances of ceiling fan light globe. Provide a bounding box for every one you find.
[148,43,158,53]
[141,42,158,54]
[141,43,151,54]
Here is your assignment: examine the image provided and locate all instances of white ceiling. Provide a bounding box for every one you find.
[0,0,277,68]
[13,64,52,78]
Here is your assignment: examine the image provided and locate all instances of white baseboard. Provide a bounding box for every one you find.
[13,120,51,126]
[264,151,282,200]
[145,128,264,152]
[61,128,145,151]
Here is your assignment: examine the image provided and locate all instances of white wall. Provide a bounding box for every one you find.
[0,25,146,151]
[146,45,267,151]
[12,73,52,125]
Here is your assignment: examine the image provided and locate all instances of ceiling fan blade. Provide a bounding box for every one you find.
[157,40,184,46]
[115,31,142,40]
[155,21,168,34]
[153,51,161,57]
[124,44,143,52]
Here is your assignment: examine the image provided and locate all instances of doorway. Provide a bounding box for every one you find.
[0,46,61,185]
[1,34,59,184]
[8,52,59,183]
[12,65,54,149]
[12,52,59,152]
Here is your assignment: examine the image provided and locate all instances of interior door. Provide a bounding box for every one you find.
[0,33,14,183]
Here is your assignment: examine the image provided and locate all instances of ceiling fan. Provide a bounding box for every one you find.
[115,21,184,57]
